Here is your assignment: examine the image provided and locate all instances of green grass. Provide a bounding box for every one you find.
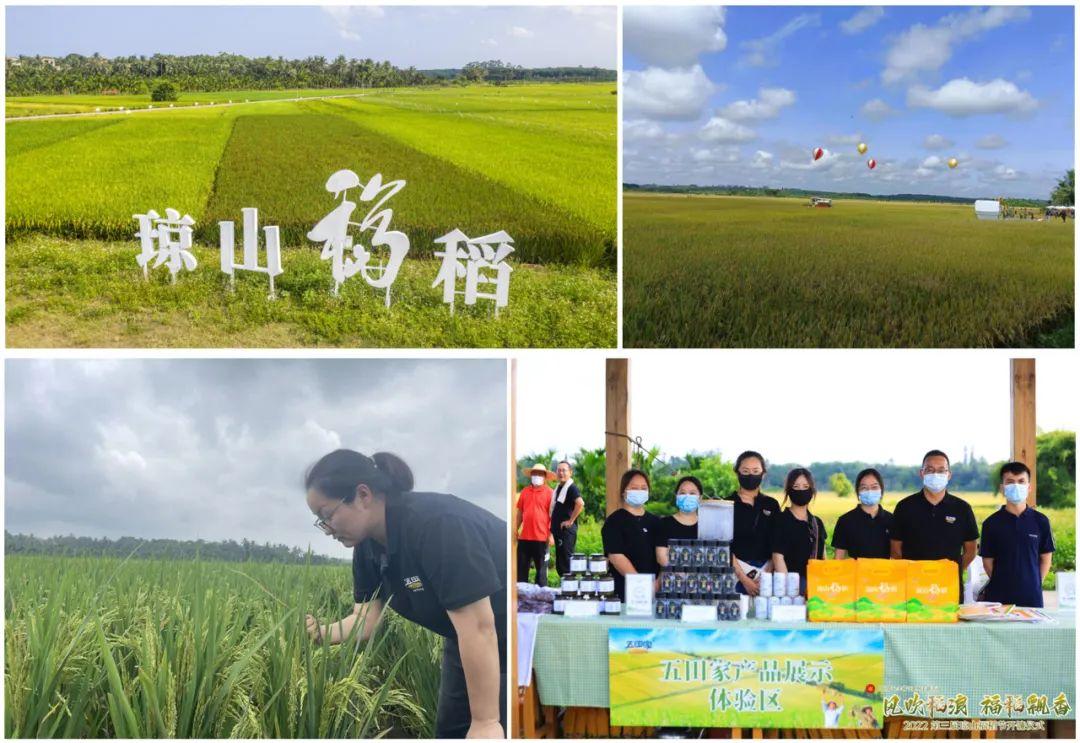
[4,554,442,738]
[5,236,616,348]
[623,193,1074,348]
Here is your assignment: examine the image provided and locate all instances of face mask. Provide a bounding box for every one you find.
[625,489,649,507]
[858,489,882,506]
[676,493,700,513]
[738,473,764,490]
[923,473,949,493]
[788,489,813,507]
[1004,483,1028,504]
[531,475,545,486]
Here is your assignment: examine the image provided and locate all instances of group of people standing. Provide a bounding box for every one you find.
[518,450,1055,610]
[515,460,585,584]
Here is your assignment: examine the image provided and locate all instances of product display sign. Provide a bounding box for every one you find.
[609,627,885,729]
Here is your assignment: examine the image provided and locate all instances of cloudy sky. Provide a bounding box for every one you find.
[5,359,506,558]
[517,353,1076,467]
[5,5,616,69]
[624,6,1074,199]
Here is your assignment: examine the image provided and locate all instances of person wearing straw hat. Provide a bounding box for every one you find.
[516,462,556,585]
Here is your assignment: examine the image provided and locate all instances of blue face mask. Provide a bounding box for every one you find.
[625,489,649,507]
[923,473,949,493]
[858,489,882,506]
[676,493,700,513]
[1003,483,1028,504]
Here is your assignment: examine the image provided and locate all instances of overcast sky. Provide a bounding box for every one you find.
[5,5,616,69]
[5,359,506,558]
[517,353,1077,467]
[624,6,1074,200]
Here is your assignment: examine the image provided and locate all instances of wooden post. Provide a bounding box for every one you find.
[1010,359,1037,505]
[510,358,520,737]
[605,359,631,516]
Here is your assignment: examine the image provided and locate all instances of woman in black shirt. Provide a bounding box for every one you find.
[770,467,827,596]
[303,449,506,739]
[601,468,662,599]
[656,475,702,567]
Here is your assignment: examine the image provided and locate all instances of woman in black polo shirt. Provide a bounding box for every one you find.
[726,450,781,596]
[770,467,827,596]
[656,475,702,567]
[602,468,662,599]
[303,449,506,739]
[832,468,893,559]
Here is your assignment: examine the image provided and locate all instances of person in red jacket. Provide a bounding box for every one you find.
[516,463,555,585]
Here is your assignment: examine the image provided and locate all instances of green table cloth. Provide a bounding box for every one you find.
[532,613,1075,720]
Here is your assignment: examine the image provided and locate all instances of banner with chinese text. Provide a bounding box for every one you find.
[608,627,885,729]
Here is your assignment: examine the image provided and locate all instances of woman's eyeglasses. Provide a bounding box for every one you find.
[313,499,347,535]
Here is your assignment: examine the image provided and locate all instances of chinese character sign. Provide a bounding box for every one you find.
[433,229,515,316]
[133,208,197,283]
[608,628,885,729]
[307,168,410,305]
[220,207,283,298]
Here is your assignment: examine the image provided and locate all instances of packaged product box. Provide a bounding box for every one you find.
[806,559,857,622]
[856,558,908,623]
[905,559,959,623]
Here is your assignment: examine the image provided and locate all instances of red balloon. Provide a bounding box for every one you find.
[867,158,877,170]
[813,147,824,161]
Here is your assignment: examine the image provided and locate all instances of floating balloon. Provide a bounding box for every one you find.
[867,158,877,170]
[948,157,959,169]
[857,142,868,155]
[813,147,824,161]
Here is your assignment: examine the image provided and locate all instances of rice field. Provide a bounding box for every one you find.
[623,193,1074,348]
[5,83,616,348]
[4,555,443,738]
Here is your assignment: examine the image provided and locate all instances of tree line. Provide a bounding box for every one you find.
[5,53,616,96]
[3,531,347,564]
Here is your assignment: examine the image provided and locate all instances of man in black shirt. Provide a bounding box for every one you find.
[832,468,893,559]
[890,450,979,595]
[550,460,585,576]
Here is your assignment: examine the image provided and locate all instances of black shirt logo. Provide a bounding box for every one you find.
[404,576,425,592]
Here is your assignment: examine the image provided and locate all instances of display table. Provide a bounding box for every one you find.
[532,612,1075,731]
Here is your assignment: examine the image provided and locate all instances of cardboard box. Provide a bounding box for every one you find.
[905,559,959,623]
[856,558,908,623]
[806,559,857,622]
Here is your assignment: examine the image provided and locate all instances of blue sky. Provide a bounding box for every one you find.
[6,5,615,69]
[624,6,1074,199]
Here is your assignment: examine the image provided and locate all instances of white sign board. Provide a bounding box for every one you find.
[1057,572,1075,609]
[624,573,655,618]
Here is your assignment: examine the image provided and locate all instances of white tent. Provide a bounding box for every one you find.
[974,199,1000,221]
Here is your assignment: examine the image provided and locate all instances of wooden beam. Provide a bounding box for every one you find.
[509,358,520,738]
[1010,359,1037,505]
[605,359,631,516]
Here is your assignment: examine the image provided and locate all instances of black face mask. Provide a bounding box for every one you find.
[788,490,813,507]
[737,473,764,490]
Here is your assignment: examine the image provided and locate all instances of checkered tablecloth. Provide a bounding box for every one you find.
[532,613,1076,719]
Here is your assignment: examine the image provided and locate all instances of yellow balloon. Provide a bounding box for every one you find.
[857,142,868,154]
[948,157,959,169]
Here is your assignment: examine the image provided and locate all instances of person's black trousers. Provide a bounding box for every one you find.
[552,522,578,577]
[516,539,548,585]
[435,633,508,738]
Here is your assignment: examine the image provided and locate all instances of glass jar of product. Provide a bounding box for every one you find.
[691,540,707,567]
[716,542,731,567]
[569,553,587,573]
[589,553,608,574]
[685,568,699,596]
[552,588,565,616]
[655,595,669,619]
[560,574,579,595]
[596,572,615,594]
[716,566,736,595]
[660,569,677,594]
[669,597,683,621]
[718,593,740,621]
[673,541,692,567]
[578,572,596,594]
[672,570,687,594]
[704,540,719,567]
[699,568,716,595]
[602,593,622,615]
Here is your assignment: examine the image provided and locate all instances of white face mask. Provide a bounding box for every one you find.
[530,475,544,487]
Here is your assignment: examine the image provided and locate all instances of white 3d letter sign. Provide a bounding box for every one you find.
[433,229,515,317]
[219,207,283,298]
[133,208,197,283]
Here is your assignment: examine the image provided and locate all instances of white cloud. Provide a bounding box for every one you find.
[923,134,954,150]
[624,6,727,68]
[719,87,796,122]
[751,150,774,169]
[691,146,740,164]
[921,155,943,168]
[623,119,666,141]
[509,26,535,39]
[976,133,1008,149]
[994,164,1019,180]
[623,64,716,121]
[860,98,896,121]
[882,6,1031,84]
[907,78,1038,117]
[321,5,386,41]
[700,116,756,143]
[480,38,498,48]
[740,13,820,68]
[827,133,863,146]
[840,7,884,35]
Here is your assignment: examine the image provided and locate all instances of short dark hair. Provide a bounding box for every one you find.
[558,460,573,470]
[305,449,414,503]
[855,468,885,494]
[619,468,650,496]
[922,449,950,467]
[735,450,767,472]
[674,475,704,496]
[999,461,1031,479]
[783,467,816,499]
